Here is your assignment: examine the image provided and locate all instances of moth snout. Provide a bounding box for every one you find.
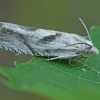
[91,46,99,54]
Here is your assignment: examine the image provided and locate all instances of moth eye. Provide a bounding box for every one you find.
[88,46,92,49]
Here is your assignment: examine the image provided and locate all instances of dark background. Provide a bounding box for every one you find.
[0,0,100,100]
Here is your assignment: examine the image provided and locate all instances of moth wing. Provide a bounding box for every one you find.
[29,31,88,57]
[0,22,34,55]
[0,22,89,57]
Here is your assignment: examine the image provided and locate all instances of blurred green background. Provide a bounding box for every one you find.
[0,0,100,100]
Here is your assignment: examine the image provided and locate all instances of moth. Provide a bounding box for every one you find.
[0,18,99,65]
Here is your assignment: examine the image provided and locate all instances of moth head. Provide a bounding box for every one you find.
[91,46,99,54]
[85,41,99,54]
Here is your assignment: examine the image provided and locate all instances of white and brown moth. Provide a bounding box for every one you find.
[0,18,99,65]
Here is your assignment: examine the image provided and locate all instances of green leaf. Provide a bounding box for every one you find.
[0,26,100,100]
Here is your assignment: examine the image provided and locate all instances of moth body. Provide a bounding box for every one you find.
[0,21,99,62]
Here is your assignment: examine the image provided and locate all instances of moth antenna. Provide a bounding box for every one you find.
[79,18,92,43]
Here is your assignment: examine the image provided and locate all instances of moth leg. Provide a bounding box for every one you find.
[69,57,76,66]
[81,54,88,58]
[46,54,80,61]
